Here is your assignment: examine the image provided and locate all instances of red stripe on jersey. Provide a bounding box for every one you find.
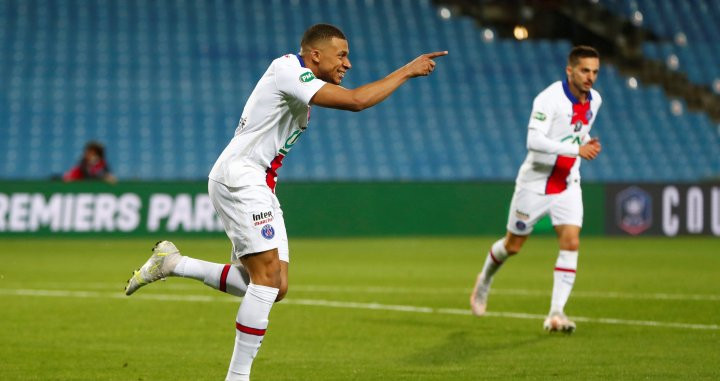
[236,322,266,336]
[545,101,590,194]
[554,267,577,273]
[265,153,285,193]
[219,264,231,293]
[545,155,576,195]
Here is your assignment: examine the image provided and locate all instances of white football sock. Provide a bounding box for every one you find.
[550,250,578,314]
[480,238,510,283]
[226,283,278,381]
[172,256,249,297]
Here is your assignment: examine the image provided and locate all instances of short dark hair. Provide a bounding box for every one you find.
[84,141,105,159]
[300,23,346,51]
[568,45,600,66]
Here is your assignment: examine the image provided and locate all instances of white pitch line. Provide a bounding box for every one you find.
[291,285,720,302]
[285,301,720,331]
[7,282,720,302]
[1,288,718,331]
[3,288,220,303]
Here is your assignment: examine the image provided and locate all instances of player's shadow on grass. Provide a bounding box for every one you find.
[405,331,546,366]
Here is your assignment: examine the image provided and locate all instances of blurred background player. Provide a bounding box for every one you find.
[124,23,446,380]
[470,46,603,333]
[62,141,117,184]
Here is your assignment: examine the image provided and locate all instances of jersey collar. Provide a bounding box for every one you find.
[562,78,592,104]
[295,54,306,68]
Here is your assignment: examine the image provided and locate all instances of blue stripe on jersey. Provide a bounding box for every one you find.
[562,79,592,104]
[296,54,306,68]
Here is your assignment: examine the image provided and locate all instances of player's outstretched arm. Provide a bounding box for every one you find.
[310,51,448,112]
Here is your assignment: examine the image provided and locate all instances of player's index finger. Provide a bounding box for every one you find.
[425,51,449,58]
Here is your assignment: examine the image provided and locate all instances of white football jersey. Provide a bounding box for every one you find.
[516,80,602,194]
[209,54,327,191]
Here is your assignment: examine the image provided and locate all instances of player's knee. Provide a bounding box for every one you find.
[264,265,282,289]
[561,237,580,251]
[249,258,282,289]
[504,239,524,254]
[505,245,521,255]
[504,233,526,255]
[276,284,288,302]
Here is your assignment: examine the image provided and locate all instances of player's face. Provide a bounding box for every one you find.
[315,37,351,85]
[566,57,599,94]
[84,149,100,164]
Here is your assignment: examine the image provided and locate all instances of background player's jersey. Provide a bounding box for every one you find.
[516,80,602,195]
[209,54,326,191]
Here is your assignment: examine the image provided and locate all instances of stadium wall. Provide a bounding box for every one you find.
[606,183,720,237]
[0,181,605,237]
[3,181,718,237]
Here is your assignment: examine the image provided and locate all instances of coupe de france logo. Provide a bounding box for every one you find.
[261,224,275,240]
[616,186,652,235]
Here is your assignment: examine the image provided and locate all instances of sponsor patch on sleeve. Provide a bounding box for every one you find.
[532,111,547,121]
[299,71,316,83]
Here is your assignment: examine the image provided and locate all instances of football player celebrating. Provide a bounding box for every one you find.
[125,23,446,380]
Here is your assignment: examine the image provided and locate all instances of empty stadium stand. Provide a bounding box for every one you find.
[1,0,718,181]
[602,0,720,87]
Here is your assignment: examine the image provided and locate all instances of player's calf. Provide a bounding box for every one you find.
[470,238,511,316]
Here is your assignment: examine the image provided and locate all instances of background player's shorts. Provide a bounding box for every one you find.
[506,184,583,235]
[208,179,289,263]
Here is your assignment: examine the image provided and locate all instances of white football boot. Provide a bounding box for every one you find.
[543,312,576,333]
[470,273,492,316]
[125,241,182,296]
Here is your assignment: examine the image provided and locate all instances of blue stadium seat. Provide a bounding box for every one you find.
[604,0,720,87]
[0,0,718,182]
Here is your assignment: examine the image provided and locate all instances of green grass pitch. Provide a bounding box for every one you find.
[1,236,718,380]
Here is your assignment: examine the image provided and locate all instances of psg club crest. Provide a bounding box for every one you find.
[261,224,275,240]
[515,221,527,231]
[616,186,652,235]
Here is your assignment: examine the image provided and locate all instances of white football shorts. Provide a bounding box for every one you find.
[506,184,583,235]
[208,179,289,263]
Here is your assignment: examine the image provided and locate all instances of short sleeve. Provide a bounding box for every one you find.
[527,91,554,135]
[274,59,327,105]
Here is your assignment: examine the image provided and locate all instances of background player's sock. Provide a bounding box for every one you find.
[480,238,511,282]
[550,250,578,314]
[226,283,278,381]
[172,256,249,297]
